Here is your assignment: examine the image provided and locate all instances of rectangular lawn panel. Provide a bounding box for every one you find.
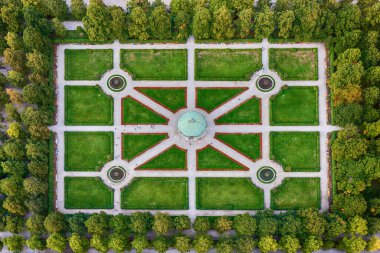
[65,85,113,125]
[270,132,320,172]
[120,49,187,80]
[121,177,188,210]
[136,88,186,112]
[270,86,319,125]
[269,48,318,80]
[137,146,187,170]
[196,88,248,112]
[215,97,261,124]
[271,178,321,210]
[196,178,264,210]
[197,146,247,170]
[122,97,168,124]
[65,177,114,209]
[122,134,168,161]
[65,132,114,171]
[215,133,261,161]
[65,49,113,80]
[195,49,262,81]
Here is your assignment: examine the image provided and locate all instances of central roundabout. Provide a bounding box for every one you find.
[107,166,126,182]
[256,75,275,92]
[107,75,126,91]
[257,166,277,183]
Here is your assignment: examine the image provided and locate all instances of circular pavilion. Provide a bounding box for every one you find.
[177,111,207,139]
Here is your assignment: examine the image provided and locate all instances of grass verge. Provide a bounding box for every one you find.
[196,88,247,112]
[215,133,261,161]
[136,88,186,112]
[122,134,168,161]
[137,146,186,170]
[215,97,261,124]
[197,146,246,171]
[122,97,168,124]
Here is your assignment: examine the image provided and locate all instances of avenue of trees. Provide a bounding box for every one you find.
[0,0,378,252]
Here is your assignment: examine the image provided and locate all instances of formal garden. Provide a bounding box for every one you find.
[0,0,379,252]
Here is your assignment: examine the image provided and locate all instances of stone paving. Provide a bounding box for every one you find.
[50,36,340,219]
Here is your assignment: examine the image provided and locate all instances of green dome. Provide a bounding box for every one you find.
[177,111,207,138]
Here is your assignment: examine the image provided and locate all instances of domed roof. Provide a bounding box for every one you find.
[177,111,207,138]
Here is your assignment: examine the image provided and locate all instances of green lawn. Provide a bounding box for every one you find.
[120,49,187,80]
[269,48,318,80]
[215,97,261,124]
[138,146,186,170]
[65,49,113,80]
[136,88,186,112]
[196,88,248,112]
[197,146,246,171]
[215,133,261,161]
[270,86,319,125]
[122,134,168,161]
[270,132,320,172]
[122,97,168,124]
[65,86,113,126]
[65,132,114,171]
[196,178,264,210]
[121,177,188,209]
[195,49,262,80]
[271,178,321,210]
[65,177,114,209]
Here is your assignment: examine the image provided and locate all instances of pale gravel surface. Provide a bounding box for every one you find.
[50,36,340,219]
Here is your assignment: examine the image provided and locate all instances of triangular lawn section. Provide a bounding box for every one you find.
[215,97,261,124]
[197,88,247,112]
[137,145,186,170]
[136,88,186,112]
[215,134,261,161]
[122,97,168,124]
[122,134,168,161]
[197,146,246,170]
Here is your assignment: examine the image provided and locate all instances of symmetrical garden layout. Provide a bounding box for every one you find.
[51,37,339,218]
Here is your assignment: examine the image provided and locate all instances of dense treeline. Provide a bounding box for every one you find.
[0,0,378,252]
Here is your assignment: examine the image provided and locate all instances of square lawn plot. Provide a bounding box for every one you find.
[120,49,187,80]
[270,86,319,126]
[121,177,188,210]
[270,132,320,172]
[196,178,264,210]
[271,178,321,210]
[64,49,113,80]
[65,132,114,171]
[65,86,113,125]
[269,48,318,80]
[65,177,114,209]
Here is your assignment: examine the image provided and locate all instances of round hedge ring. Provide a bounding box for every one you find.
[256,75,275,92]
[107,75,127,92]
[257,166,276,183]
[107,166,126,182]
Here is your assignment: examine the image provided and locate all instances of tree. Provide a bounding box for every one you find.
[153,236,169,253]
[23,177,48,196]
[325,214,347,240]
[3,48,26,72]
[90,234,109,253]
[297,208,326,237]
[194,216,211,233]
[7,71,26,87]
[28,160,48,178]
[0,176,24,196]
[333,193,367,217]
[7,122,23,139]
[82,0,112,42]
[129,212,151,234]
[233,213,256,236]
[25,195,47,214]
[5,32,23,50]
[369,198,380,216]
[173,11,190,40]
[193,234,213,253]
[279,235,300,253]
[131,235,149,253]
[149,5,171,40]
[364,120,380,138]
[1,3,22,32]
[216,237,234,253]
[26,139,48,161]
[173,215,190,231]
[367,236,380,252]
[341,236,367,253]
[3,196,27,215]
[214,216,232,233]
[212,5,234,40]
[277,10,295,39]
[257,217,278,237]
[85,212,109,235]
[46,233,67,253]
[348,216,368,236]
[258,236,279,253]
[23,83,53,106]
[110,8,127,41]
[254,6,275,39]
[128,6,149,40]
[1,160,27,177]
[23,26,49,53]
[29,125,50,140]
[5,103,20,122]
[71,0,87,20]
[6,89,22,106]
[26,235,46,251]
[45,0,68,19]
[3,139,25,159]
[235,236,256,253]
[110,214,129,234]
[69,233,90,253]
[26,214,46,235]
[5,215,24,233]
[152,212,172,235]
[108,233,129,253]
[193,7,211,40]
[44,212,67,234]
[3,234,25,252]
[278,214,302,237]
[302,236,323,253]
[52,18,67,37]
[174,235,191,253]
[332,128,368,161]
